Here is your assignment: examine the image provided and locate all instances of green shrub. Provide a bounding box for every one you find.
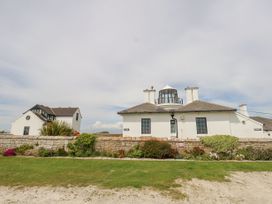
[15,144,34,155]
[200,135,239,154]
[0,147,5,155]
[182,147,207,160]
[127,145,144,158]
[37,147,68,157]
[55,147,68,156]
[67,133,96,157]
[190,146,205,157]
[38,148,55,157]
[140,140,177,159]
[237,146,272,160]
[40,121,73,136]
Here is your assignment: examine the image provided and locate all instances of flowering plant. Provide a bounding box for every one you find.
[3,148,16,156]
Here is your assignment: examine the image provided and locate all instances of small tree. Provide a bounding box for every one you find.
[67,133,96,157]
[40,121,73,136]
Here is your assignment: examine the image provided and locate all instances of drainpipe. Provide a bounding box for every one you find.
[171,112,178,138]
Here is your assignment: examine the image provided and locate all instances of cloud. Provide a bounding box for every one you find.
[0,0,272,132]
[91,121,122,132]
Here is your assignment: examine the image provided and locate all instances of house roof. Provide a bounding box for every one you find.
[32,112,48,122]
[52,107,79,117]
[118,100,236,114]
[177,100,237,112]
[29,104,79,117]
[251,116,272,131]
[31,104,55,115]
[118,103,168,114]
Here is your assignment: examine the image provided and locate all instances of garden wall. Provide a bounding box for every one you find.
[0,135,75,150]
[1,135,272,152]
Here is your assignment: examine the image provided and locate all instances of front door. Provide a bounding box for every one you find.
[170,119,177,138]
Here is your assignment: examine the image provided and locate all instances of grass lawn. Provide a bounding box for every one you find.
[0,157,272,191]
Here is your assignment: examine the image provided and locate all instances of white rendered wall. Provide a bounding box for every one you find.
[10,111,44,136]
[121,111,271,139]
[178,112,232,139]
[229,112,267,138]
[122,113,173,137]
[56,109,81,131]
[71,109,81,131]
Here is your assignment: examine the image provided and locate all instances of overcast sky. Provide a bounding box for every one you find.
[1,0,272,133]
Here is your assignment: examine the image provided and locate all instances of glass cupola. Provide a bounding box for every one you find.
[157,85,182,104]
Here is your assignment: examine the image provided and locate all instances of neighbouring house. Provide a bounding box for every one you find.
[10,104,82,136]
[118,86,272,139]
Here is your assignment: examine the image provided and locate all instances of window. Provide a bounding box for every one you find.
[170,119,176,134]
[76,113,79,121]
[23,126,30,135]
[196,117,208,134]
[141,118,151,134]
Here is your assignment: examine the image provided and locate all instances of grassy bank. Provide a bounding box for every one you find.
[0,157,272,190]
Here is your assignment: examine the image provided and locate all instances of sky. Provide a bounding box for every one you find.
[1,0,272,133]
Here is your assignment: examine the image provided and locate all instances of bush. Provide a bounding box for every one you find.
[0,147,5,155]
[201,135,239,154]
[37,147,68,157]
[3,148,16,156]
[15,144,34,155]
[140,140,177,159]
[24,149,39,157]
[237,146,272,160]
[40,121,73,136]
[127,145,144,158]
[190,146,205,157]
[67,133,96,157]
[55,147,68,156]
[117,149,125,158]
[38,148,55,157]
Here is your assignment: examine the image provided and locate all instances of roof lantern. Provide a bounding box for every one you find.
[158,85,182,104]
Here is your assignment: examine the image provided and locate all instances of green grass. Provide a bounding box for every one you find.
[0,157,272,191]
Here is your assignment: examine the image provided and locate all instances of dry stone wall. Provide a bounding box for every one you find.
[0,135,75,150]
[0,135,272,153]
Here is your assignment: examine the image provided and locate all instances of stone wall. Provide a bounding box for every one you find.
[96,137,272,153]
[0,135,75,150]
[0,135,272,153]
[95,137,203,153]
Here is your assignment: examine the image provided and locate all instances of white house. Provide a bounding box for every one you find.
[118,86,272,139]
[11,104,82,136]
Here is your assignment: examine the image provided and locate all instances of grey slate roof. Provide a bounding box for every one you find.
[118,103,168,114]
[30,104,79,117]
[118,100,236,114]
[52,107,78,116]
[251,116,272,131]
[177,100,237,112]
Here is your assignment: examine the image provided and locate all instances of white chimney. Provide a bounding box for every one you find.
[239,104,249,116]
[185,87,199,104]
[143,86,156,104]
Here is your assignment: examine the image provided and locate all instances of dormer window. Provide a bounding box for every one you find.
[76,113,79,121]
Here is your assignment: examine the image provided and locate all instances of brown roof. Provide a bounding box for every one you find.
[118,103,168,114]
[177,100,236,112]
[118,100,236,114]
[251,116,272,131]
[52,107,78,117]
[29,104,79,117]
[30,104,55,115]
